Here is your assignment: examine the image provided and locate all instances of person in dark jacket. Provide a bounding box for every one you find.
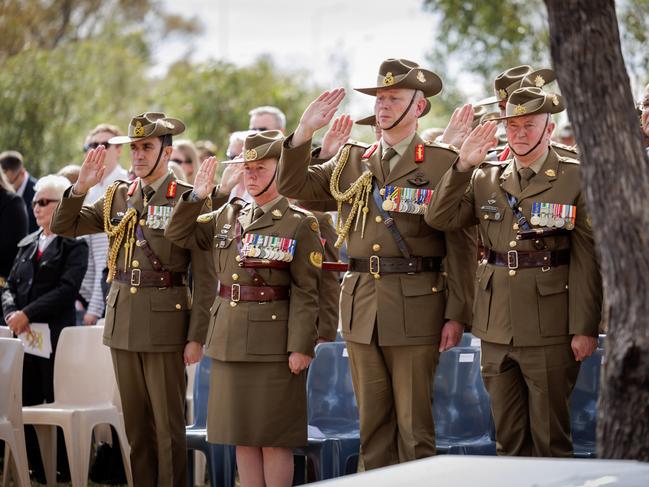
[0,150,38,232]
[0,170,28,289]
[1,174,88,482]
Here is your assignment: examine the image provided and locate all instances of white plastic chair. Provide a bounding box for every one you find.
[21,326,133,487]
[0,326,12,338]
[0,337,30,487]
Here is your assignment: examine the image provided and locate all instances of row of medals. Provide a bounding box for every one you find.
[529,204,576,230]
[145,206,172,230]
[241,246,295,262]
[380,186,433,214]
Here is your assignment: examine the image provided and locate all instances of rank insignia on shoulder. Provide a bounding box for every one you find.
[196,213,214,223]
[166,181,177,199]
[272,209,282,217]
[362,143,378,159]
[309,251,323,268]
[545,169,556,177]
[415,144,425,163]
[127,180,139,197]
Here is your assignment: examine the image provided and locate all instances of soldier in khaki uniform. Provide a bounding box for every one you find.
[425,87,602,456]
[51,113,217,486]
[277,59,476,469]
[165,131,322,487]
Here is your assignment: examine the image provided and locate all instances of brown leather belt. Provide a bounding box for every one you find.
[484,248,570,269]
[219,283,290,302]
[115,269,186,287]
[348,256,442,274]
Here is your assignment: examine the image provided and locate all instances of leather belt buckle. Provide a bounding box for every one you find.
[130,268,141,286]
[369,255,380,279]
[231,283,241,302]
[507,250,519,270]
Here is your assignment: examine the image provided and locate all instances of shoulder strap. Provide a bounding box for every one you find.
[371,179,411,258]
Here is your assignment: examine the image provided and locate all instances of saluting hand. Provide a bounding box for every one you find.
[74,145,107,195]
[457,121,499,172]
[288,351,312,375]
[440,103,474,149]
[320,114,353,160]
[219,163,244,194]
[193,156,218,199]
[293,88,346,147]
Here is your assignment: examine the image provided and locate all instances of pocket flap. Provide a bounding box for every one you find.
[400,275,439,297]
[248,305,289,322]
[107,286,120,307]
[341,273,360,295]
[150,292,188,311]
[536,272,568,296]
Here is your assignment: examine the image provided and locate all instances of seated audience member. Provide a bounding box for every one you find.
[171,139,200,184]
[0,170,28,301]
[195,139,218,162]
[1,174,88,482]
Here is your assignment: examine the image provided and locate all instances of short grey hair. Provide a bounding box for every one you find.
[248,106,286,130]
[229,130,257,146]
[34,174,71,200]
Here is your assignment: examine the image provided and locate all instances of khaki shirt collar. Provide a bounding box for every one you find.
[514,149,549,175]
[381,132,416,161]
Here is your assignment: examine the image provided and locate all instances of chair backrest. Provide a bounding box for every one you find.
[0,326,12,338]
[0,338,25,425]
[306,342,359,431]
[433,347,492,441]
[570,348,603,445]
[459,333,480,348]
[191,355,212,428]
[53,326,116,405]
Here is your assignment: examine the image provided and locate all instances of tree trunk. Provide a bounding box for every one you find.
[544,0,649,460]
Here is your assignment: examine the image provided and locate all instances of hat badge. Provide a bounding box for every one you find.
[514,104,527,116]
[498,88,508,100]
[534,75,545,87]
[382,72,395,86]
[245,149,258,161]
[416,71,426,83]
[551,94,560,106]
[134,121,145,137]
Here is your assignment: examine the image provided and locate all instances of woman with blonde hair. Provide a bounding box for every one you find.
[170,139,200,183]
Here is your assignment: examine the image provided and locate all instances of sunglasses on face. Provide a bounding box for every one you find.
[171,158,192,165]
[32,198,59,208]
[84,141,112,152]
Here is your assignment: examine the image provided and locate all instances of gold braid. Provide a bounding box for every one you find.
[328,145,373,248]
[103,182,137,283]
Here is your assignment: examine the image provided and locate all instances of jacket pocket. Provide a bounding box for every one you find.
[103,286,120,341]
[472,263,494,332]
[340,273,360,334]
[536,268,569,336]
[401,274,445,337]
[214,236,235,272]
[246,304,289,355]
[149,289,190,345]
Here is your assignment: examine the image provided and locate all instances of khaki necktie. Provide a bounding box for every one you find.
[519,167,535,190]
[381,147,397,179]
[252,206,264,222]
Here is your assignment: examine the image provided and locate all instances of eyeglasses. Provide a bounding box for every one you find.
[251,127,269,132]
[171,158,192,165]
[32,198,59,208]
[83,141,112,152]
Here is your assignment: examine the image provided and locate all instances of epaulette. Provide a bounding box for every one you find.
[288,204,314,216]
[479,159,508,169]
[176,180,192,189]
[346,139,370,149]
[551,141,578,154]
[558,156,580,165]
[424,140,460,153]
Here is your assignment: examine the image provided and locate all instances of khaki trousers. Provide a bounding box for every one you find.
[481,340,580,457]
[346,335,439,470]
[111,349,187,487]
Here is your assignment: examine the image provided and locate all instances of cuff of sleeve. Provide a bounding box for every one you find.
[287,336,316,358]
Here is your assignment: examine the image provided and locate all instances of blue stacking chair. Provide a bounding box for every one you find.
[186,356,236,487]
[295,342,360,482]
[570,348,603,458]
[459,332,481,348]
[433,347,496,455]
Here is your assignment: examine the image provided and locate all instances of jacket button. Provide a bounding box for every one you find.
[130,286,138,294]
[513,223,519,230]
[375,216,382,223]
[175,304,181,310]
[272,315,277,320]
[483,214,489,220]
[431,287,438,293]
[372,243,381,252]
[232,273,239,281]
[139,219,146,226]
[509,241,517,248]
[373,274,381,280]
[508,270,516,277]
[230,301,237,307]
[132,260,139,268]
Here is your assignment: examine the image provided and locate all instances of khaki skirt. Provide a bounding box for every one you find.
[206,359,307,448]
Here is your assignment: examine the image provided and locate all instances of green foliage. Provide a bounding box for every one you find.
[423,0,649,97]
